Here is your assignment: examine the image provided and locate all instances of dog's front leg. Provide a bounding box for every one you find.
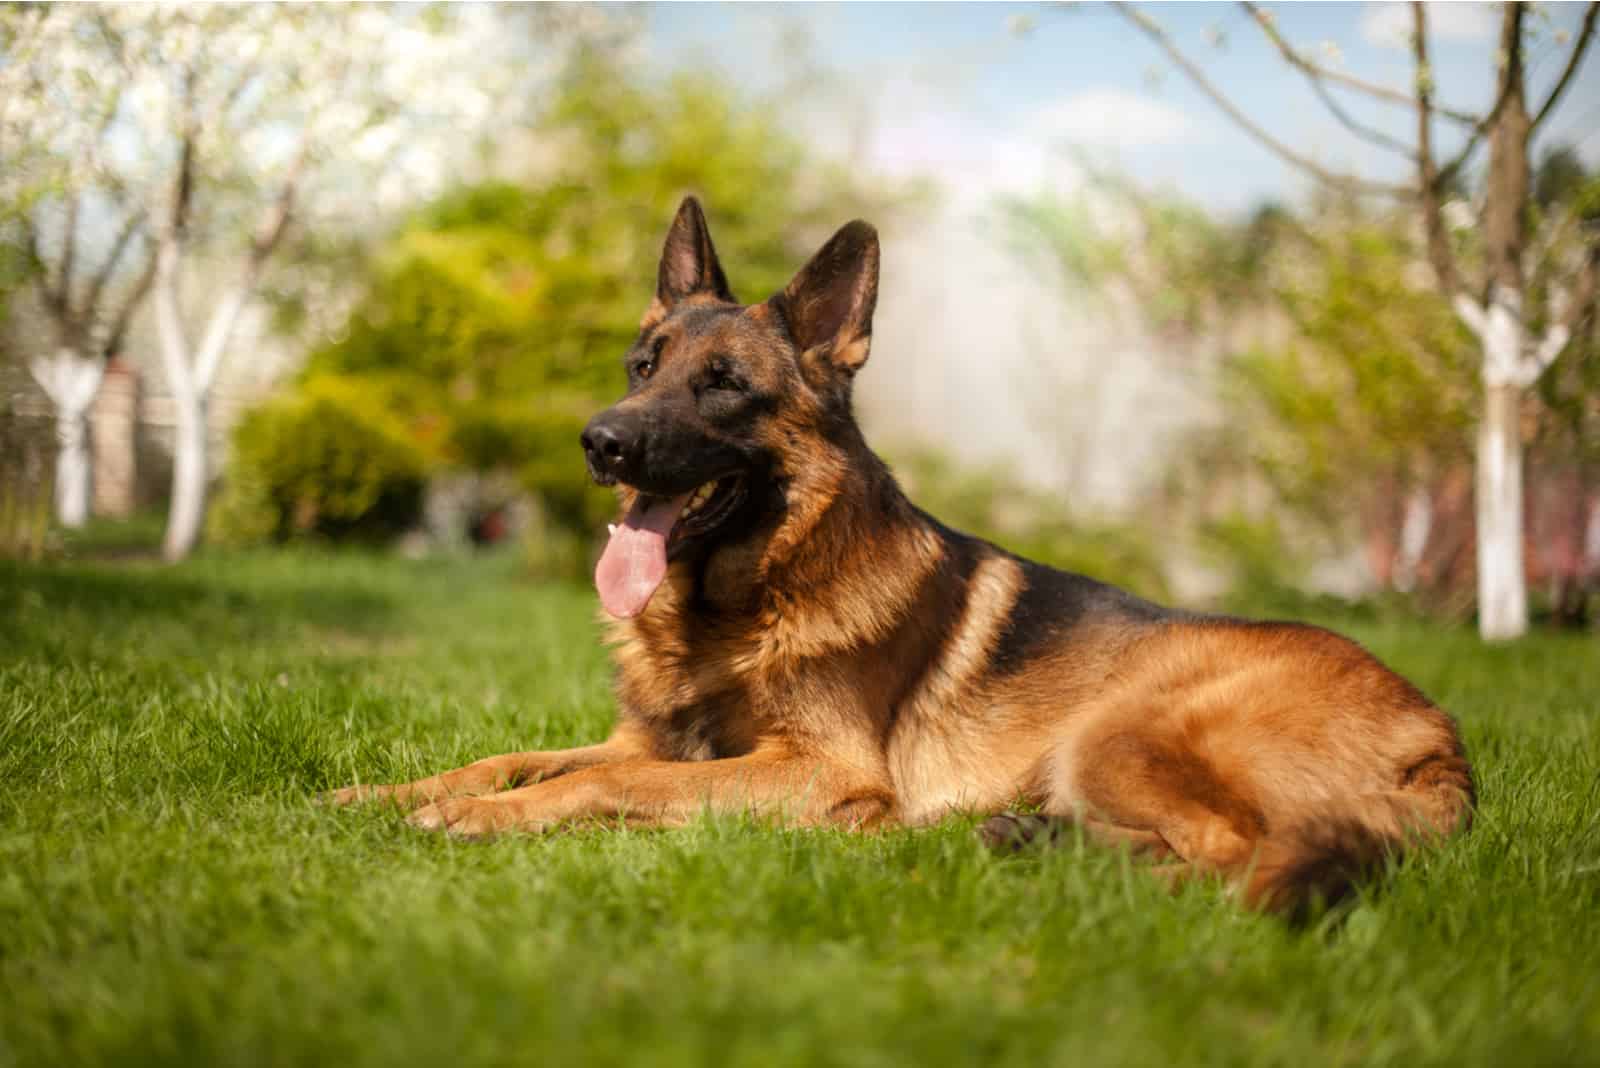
[408,751,895,837]
[324,726,653,809]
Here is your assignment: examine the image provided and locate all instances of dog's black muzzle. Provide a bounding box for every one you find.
[581,404,750,494]
[580,408,640,487]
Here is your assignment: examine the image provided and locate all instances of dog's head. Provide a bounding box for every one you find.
[582,197,879,618]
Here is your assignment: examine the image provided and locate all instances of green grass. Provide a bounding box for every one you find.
[1,548,1597,1067]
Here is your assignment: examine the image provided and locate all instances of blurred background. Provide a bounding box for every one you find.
[2,1,1597,640]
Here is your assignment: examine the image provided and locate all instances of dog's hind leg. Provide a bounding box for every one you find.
[1036,727,1269,880]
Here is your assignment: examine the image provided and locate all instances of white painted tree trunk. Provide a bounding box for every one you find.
[1476,384,1525,639]
[154,226,260,562]
[1476,290,1529,640]
[163,390,208,562]
[27,347,106,529]
[54,404,92,528]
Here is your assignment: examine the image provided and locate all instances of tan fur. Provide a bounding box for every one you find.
[330,201,1474,916]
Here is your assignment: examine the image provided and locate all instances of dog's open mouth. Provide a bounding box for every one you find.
[595,475,746,619]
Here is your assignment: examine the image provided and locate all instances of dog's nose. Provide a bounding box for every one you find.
[581,412,638,482]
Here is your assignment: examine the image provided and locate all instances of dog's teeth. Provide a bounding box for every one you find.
[607,523,617,535]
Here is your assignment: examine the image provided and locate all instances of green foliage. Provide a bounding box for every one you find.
[210,375,428,545]
[3,549,1600,1066]
[1227,223,1477,521]
[1005,174,1491,606]
[1534,144,1589,210]
[0,395,52,561]
[892,449,1171,601]
[283,52,912,551]
[1530,161,1600,471]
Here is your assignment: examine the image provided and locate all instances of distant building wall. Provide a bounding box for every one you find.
[90,359,140,517]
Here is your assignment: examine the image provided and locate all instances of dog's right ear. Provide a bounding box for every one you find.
[642,197,734,329]
[770,220,879,379]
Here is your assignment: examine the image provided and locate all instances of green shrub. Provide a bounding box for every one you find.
[210,375,428,545]
[282,57,915,565]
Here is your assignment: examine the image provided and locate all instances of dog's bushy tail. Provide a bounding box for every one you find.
[1242,755,1475,917]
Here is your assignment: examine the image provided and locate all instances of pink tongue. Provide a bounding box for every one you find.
[595,493,690,619]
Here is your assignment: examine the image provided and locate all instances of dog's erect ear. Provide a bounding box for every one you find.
[771,220,879,376]
[645,197,734,327]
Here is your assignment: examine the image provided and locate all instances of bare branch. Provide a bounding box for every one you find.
[1115,4,1414,198]
[191,140,309,392]
[1432,11,1531,191]
[18,215,65,320]
[1453,293,1488,339]
[1413,2,1466,303]
[1482,2,1531,298]
[80,208,147,327]
[248,143,308,268]
[1239,2,1479,125]
[1434,104,1502,189]
[102,245,157,359]
[55,192,80,316]
[1530,197,1585,291]
[1522,239,1599,382]
[25,352,64,404]
[1240,2,1416,158]
[168,126,196,243]
[154,233,192,393]
[154,76,200,385]
[1531,1,1599,130]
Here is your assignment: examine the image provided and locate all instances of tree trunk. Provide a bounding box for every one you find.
[162,390,208,562]
[54,403,92,528]
[28,347,106,529]
[1476,381,1526,639]
[1474,3,1533,641]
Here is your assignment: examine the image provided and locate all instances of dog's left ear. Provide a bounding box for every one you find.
[771,220,879,377]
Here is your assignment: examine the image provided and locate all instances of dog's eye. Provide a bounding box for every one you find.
[634,336,667,380]
[705,366,743,393]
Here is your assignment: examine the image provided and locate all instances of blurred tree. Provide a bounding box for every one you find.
[282,49,912,556]
[1006,177,1480,612]
[1222,216,1480,613]
[1,4,605,559]
[0,7,155,528]
[1527,165,1600,624]
[1106,1,1600,639]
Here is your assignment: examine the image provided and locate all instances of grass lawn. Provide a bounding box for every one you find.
[2,547,1597,1067]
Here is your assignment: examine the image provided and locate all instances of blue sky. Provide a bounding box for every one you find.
[645,2,1600,214]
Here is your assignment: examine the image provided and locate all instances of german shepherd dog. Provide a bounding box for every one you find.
[331,198,1474,913]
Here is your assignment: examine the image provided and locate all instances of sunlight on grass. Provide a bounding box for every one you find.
[1,550,1597,1066]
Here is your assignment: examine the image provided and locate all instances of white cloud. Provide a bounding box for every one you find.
[1026,88,1196,149]
[1360,2,1497,49]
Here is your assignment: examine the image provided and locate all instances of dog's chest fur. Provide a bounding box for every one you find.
[602,506,1167,822]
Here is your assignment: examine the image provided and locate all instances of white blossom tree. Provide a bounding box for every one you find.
[1113,1,1599,639]
[137,5,592,560]
[1,8,155,527]
[5,4,611,557]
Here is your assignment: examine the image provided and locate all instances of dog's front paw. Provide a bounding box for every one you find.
[409,796,536,838]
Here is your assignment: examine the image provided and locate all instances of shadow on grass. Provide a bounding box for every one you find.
[0,558,400,654]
